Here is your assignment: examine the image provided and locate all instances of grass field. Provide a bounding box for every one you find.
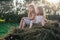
[0,22,19,39]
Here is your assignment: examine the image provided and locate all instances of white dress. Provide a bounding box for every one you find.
[35,15,43,23]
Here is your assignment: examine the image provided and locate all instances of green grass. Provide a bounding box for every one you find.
[0,19,5,22]
[0,22,19,39]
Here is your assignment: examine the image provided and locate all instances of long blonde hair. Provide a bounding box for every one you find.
[28,4,36,17]
[28,4,36,13]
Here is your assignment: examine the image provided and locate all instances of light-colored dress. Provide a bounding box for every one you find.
[24,15,43,25]
[35,15,43,23]
[24,18,31,25]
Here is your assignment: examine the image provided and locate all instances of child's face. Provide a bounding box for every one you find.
[28,6,34,12]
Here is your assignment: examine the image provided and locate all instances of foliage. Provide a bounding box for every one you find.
[0,0,60,23]
[0,19,5,22]
[46,15,60,22]
[0,0,27,23]
[0,0,11,1]
[4,23,60,40]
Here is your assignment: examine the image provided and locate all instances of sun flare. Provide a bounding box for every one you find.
[46,0,59,4]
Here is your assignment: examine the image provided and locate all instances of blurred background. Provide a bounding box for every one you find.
[0,0,60,39]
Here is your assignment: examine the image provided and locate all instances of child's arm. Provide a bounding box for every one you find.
[29,13,36,20]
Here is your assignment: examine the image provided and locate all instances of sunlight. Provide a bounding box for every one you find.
[46,0,59,4]
[13,0,24,6]
[12,0,25,13]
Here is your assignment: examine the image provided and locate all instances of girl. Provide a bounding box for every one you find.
[35,7,47,26]
[30,6,47,28]
[19,4,36,29]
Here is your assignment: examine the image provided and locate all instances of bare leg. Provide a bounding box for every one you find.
[19,18,26,29]
[29,21,33,29]
[21,20,25,29]
[19,19,23,29]
[41,20,45,26]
